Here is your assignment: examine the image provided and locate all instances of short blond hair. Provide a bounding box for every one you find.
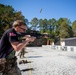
[12,20,26,27]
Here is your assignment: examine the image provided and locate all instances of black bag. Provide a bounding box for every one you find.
[0,58,6,72]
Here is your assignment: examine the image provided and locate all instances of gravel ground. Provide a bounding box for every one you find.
[16,47,76,75]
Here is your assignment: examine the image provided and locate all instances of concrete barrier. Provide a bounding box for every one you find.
[42,45,76,52]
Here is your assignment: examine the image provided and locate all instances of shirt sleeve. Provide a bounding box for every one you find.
[9,32,19,42]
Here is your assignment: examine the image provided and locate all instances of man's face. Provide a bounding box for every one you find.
[18,25,27,33]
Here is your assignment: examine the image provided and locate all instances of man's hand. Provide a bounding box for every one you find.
[22,35,31,40]
[26,36,36,42]
[30,36,36,42]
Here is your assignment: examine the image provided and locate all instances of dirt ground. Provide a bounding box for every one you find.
[16,47,76,75]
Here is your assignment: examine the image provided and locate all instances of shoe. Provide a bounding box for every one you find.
[19,60,31,64]
[23,60,31,64]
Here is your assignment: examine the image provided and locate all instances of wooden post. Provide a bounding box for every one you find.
[47,39,50,45]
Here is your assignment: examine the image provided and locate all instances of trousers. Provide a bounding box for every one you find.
[0,57,21,75]
[0,66,21,75]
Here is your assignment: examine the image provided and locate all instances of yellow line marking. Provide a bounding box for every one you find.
[26,56,32,75]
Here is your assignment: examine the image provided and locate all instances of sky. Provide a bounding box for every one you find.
[0,0,76,22]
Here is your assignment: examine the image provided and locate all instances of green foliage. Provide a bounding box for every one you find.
[0,4,75,43]
[59,21,73,38]
[30,18,39,30]
[0,4,28,38]
[72,20,76,36]
[39,19,48,33]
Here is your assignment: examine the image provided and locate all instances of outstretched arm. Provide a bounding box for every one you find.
[11,36,36,52]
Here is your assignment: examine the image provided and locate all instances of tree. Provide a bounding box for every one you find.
[59,21,73,38]
[47,19,52,34]
[0,4,28,38]
[57,18,72,37]
[39,19,48,33]
[72,20,76,37]
[30,18,39,30]
[47,18,57,35]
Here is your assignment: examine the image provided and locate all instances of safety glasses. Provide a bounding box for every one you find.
[20,27,26,31]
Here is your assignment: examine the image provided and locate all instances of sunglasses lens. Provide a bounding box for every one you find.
[20,28,26,31]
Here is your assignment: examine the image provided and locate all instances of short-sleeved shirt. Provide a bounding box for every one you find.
[0,28,19,58]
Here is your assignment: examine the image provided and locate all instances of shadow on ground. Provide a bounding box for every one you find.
[21,68,34,72]
[28,56,42,58]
